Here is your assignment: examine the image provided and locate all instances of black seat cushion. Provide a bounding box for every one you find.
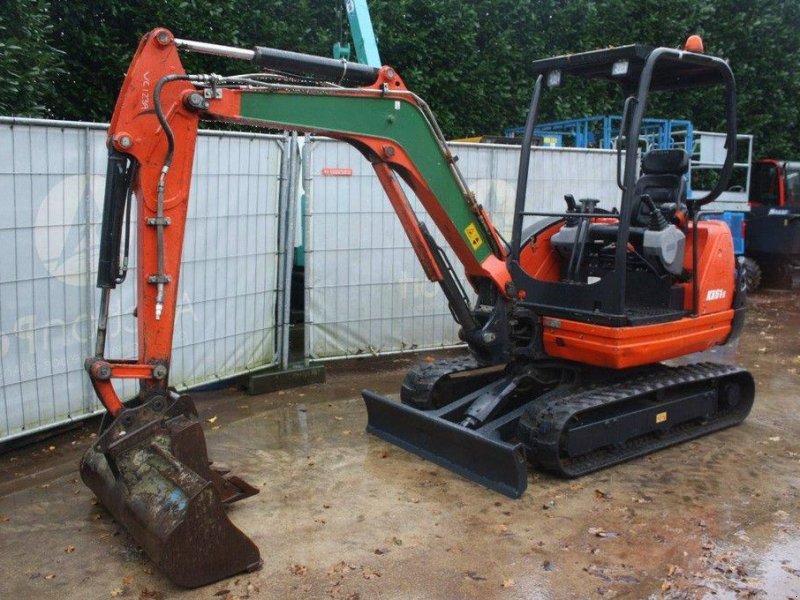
[641,148,689,176]
[631,149,689,227]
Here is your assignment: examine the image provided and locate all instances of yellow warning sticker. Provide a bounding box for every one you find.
[464,222,483,251]
[656,411,668,424]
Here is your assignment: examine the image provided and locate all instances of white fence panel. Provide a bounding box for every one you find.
[305,139,624,360]
[0,119,283,442]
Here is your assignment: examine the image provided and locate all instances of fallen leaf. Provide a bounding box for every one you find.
[64,545,76,553]
[48,445,56,451]
[45,574,56,580]
[111,589,123,597]
[424,356,435,363]
[139,589,164,600]
[342,430,352,435]
[362,568,381,580]
[214,590,231,596]
[597,531,618,538]
[334,416,344,421]
[501,578,515,588]
[542,501,555,510]
[1,515,9,523]
[768,436,781,442]
[206,416,218,424]
[588,527,618,538]
[373,548,388,555]
[594,489,611,500]
[290,564,308,576]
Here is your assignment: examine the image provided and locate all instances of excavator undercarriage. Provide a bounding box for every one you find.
[82,28,754,587]
[367,359,753,497]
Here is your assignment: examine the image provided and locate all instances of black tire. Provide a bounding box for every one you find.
[741,257,762,292]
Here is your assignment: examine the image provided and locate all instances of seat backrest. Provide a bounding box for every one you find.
[631,149,689,227]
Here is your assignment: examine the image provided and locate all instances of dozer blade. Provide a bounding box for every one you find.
[363,389,529,498]
[80,395,262,588]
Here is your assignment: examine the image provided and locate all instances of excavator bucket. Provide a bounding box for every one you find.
[80,395,262,588]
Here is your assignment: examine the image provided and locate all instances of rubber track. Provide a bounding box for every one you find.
[520,362,754,477]
[401,355,485,409]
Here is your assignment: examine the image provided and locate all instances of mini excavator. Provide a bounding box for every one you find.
[83,29,754,587]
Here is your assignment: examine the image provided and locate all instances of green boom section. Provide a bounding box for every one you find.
[239,91,493,264]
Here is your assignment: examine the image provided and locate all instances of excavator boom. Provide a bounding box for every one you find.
[83,28,512,588]
[84,29,755,588]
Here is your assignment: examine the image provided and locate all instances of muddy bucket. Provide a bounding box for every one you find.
[80,394,262,588]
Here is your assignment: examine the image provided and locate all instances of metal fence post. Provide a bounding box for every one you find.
[273,133,290,371]
[301,135,315,364]
[279,132,299,370]
[82,125,97,415]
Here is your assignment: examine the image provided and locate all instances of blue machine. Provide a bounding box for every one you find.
[505,115,693,155]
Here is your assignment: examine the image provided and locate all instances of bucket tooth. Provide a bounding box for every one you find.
[80,396,262,588]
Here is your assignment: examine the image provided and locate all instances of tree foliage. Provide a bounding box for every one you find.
[3,0,799,158]
[0,0,64,116]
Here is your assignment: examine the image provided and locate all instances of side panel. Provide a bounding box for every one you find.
[542,311,734,369]
[681,220,736,315]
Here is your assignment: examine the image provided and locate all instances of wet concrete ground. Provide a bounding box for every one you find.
[0,290,799,599]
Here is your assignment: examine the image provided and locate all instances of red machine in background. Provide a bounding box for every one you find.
[747,158,800,287]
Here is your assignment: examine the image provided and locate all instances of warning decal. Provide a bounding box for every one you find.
[464,222,483,251]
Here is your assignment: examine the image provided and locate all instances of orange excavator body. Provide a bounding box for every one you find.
[83,28,753,588]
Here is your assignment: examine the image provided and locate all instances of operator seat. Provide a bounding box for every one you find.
[630,148,689,227]
[550,148,690,277]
